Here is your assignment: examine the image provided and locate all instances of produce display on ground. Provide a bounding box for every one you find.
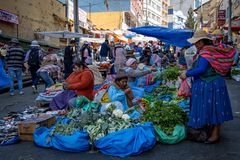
[142,101,188,135]
[2,66,191,157]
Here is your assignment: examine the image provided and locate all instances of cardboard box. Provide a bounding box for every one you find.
[18,114,55,141]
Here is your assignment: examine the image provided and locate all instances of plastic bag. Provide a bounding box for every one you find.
[75,96,90,108]
[184,46,197,69]
[34,127,53,148]
[178,79,191,98]
[94,122,156,157]
[0,136,20,146]
[52,131,90,152]
[154,125,186,144]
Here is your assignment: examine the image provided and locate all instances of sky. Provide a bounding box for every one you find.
[57,0,131,12]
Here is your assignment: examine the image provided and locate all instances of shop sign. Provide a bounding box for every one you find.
[217,10,226,26]
[0,9,18,24]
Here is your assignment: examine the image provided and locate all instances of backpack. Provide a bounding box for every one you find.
[28,49,40,67]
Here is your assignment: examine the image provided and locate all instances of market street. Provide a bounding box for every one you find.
[0,79,240,160]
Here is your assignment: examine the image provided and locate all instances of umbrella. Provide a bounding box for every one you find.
[36,31,87,38]
[128,26,194,47]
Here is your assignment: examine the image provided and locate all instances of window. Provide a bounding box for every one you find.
[148,0,151,5]
[168,8,173,15]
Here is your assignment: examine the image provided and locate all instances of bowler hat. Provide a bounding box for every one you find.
[188,30,212,44]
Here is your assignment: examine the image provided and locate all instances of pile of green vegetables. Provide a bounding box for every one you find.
[232,68,240,75]
[142,101,187,135]
[49,105,135,144]
[153,85,178,96]
[160,67,180,82]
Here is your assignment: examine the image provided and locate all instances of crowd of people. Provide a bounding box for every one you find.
[0,29,240,144]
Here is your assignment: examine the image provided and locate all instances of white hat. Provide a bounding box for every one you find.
[126,58,136,67]
[30,40,40,47]
[187,30,212,44]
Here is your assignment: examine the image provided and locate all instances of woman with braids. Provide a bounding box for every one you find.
[180,30,236,144]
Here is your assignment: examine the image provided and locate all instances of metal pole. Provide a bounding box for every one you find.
[89,3,92,21]
[66,0,69,45]
[145,0,148,26]
[228,0,232,42]
[74,0,79,33]
[74,0,80,60]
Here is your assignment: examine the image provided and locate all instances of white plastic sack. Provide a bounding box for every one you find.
[184,46,197,69]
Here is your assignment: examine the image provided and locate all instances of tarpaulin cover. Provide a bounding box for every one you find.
[34,127,52,148]
[0,59,10,89]
[0,136,20,146]
[34,127,90,152]
[94,122,156,157]
[52,131,90,152]
[144,80,162,93]
[128,26,194,48]
[154,125,186,144]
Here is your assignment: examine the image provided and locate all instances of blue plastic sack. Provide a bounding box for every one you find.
[128,82,145,98]
[144,80,162,93]
[52,131,90,152]
[129,110,141,119]
[0,136,20,146]
[94,122,156,157]
[158,94,173,102]
[34,127,53,148]
[179,99,190,113]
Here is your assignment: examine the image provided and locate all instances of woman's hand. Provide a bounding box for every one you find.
[124,88,131,94]
[63,82,69,90]
[180,71,187,80]
[150,67,157,72]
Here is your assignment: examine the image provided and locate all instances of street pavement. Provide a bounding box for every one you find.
[0,80,240,160]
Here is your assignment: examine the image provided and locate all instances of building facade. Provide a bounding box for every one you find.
[170,0,194,17]
[0,0,66,46]
[142,0,170,27]
[88,0,143,30]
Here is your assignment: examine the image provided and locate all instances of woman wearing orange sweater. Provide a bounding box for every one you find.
[64,62,94,100]
[50,62,94,110]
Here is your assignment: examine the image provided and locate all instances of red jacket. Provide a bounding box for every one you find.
[65,68,94,100]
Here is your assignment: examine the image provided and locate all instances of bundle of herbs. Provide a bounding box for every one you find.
[160,67,180,82]
[153,85,178,97]
[142,101,187,135]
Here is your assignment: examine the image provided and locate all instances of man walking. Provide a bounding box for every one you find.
[6,38,25,96]
[24,40,44,93]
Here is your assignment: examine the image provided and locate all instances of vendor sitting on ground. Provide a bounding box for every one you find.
[65,62,94,100]
[101,69,134,111]
[138,56,151,71]
[125,58,157,85]
[66,62,94,108]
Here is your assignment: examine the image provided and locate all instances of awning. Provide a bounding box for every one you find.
[114,36,129,43]
[81,37,105,43]
[36,31,88,38]
[128,26,194,47]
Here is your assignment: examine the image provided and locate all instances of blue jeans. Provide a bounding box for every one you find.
[37,71,54,88]
[8,67,23,94]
